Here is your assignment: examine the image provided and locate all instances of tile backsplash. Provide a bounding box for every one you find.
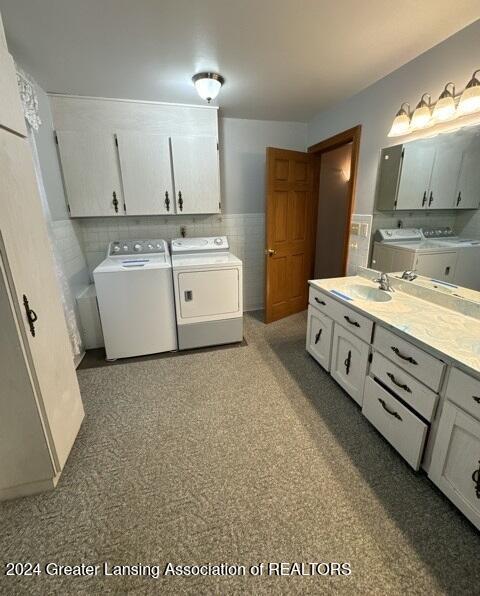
[77,213,265,311]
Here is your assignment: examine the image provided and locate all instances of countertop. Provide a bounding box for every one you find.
[310,275,480,378]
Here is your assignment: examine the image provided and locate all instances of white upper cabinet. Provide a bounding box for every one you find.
[56,130,124,217]
[116,132,173,215]
[427,138,463,209]
[395,140,435,210]
[454,132,480,209]
[171,136,220,214]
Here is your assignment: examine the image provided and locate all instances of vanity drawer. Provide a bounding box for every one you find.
[373,326,445,392]
[362,377,428,470]
[308,286,336,317]
[370,352,438,421]
[331,301,374,344]
[445,368,480,422]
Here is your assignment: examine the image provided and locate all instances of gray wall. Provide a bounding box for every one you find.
[307,19,480,216]
[220,117,307,213]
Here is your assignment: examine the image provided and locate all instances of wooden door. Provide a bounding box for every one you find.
[56,130,124,217]
[396,140,435,210]
[116,131,173,215]
[427,137,463,209]
[0,129,84,470]
[170,136,220,214]
[265,148,316,323]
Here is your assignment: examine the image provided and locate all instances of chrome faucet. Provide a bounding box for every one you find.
[401,270,417,281]
[374,272,395,292]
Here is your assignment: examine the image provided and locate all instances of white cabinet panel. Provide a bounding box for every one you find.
[429,401,480,530]
[306,306,333,371]
[427,138,463,209]
[116,132,173,215]
[56,130,124,217]
[396,140,435,210]
[331,324,369,406]
[0,45,27,137]
[455,133,480,209]
[445,367,480,421]
[171,136,220,214]
[413,252,457,282]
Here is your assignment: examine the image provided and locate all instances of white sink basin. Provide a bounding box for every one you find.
[349,284,393,303]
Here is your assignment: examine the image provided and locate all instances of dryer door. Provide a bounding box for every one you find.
[177,268,240,322]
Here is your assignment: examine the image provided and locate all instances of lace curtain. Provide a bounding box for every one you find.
[16,65,83,360]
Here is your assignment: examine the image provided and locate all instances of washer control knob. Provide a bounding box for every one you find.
[113,245,120,253]
[214,237,223,245]
[148,244,153,249]
[123,245,128,251]
[134,243,142,252]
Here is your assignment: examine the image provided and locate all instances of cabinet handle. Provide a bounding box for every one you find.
[314,328,322,344]
[472,396,480,405]
[315,297,326,306]
[112,191,119,213]
[344,315,360,328]
[178,191,183,212]
[456,191,462,207]
[378,398,402,421]
[23,294,38,337]
[391,346,418,365]
[428,191,434,207]
[165,190,170,212]
[472,460,480,499]
[344,350,352,375]
[421,191,427,207]
[386,372,412,393]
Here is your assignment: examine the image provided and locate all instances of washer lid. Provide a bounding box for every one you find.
[94,253,170,274]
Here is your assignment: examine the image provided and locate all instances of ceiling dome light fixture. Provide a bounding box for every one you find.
[411,93,432,130]
[388,102,411,137]
[192,72,225,103]
[458,69,480,115]
[432,82,456,122]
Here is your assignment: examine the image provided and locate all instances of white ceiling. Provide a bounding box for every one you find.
[1,0,479,122]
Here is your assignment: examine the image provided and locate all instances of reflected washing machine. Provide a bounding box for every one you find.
[170,236,243,350]
[94,239,177,360]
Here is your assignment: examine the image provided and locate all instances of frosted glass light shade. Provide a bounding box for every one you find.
[411,95,432,130]
[432,95,456,121]
[192,73,225,103]
[388,113,410,137]
[458,84,480,115]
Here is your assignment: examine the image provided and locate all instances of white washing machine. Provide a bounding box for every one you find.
[372,228,458,283]
[170,236,243,350]
[94,239,177,360]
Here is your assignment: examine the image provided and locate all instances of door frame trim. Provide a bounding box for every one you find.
[307,125,362,276]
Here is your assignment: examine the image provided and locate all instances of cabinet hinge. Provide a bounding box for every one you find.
[123,202,127,213]
[368,352,373,364]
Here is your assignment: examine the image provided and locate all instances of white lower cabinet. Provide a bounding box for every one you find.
[363,377,428,470]
[429,401,480,530]
[306,306,333,371]
[330,324,369,406]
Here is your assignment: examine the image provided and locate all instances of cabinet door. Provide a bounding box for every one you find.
[330,324,369,406]
[396,140,435,210]
[0,44,27,137]
[454,133,480,209]
[427,138,463,209]
[0,129,84,470]
[414,251,457,282]
[429,401,480,531]
[56,130,124,217]
[116,132,173,215]
[171,136,220,214]
[306,306,333,371]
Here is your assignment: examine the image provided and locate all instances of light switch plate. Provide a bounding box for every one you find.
[350,222,360,235]
[360,223,369,238]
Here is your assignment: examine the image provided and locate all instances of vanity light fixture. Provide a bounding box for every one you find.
[410,94,432,130]
[432,83,456,122]
[192,72,225,103]
[458,70,480,115]
[388,103,411,137]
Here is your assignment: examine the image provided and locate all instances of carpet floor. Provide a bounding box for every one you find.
[1,311,479,595]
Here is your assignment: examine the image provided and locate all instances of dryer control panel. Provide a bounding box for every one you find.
[171,236,229,253]
[108,239,167,257]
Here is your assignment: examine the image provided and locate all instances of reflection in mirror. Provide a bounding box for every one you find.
[369,123,480,292]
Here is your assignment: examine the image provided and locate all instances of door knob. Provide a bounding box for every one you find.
[266,248,276,256]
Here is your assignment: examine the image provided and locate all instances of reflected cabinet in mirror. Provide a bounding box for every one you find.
[375,125,480,211]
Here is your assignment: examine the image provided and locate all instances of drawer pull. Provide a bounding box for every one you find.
[314,328,322,344]
[391,346,418,365]
[472,461,480,499]
[315,297,326,306]
[386,372,412,393]
[344,350,352,375]
[378,398,402,421]
[473,396,480,405]
[344,315,360,328]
